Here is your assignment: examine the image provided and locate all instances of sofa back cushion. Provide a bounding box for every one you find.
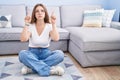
[27,6,61,27]
[61,5,101,28]
[0,4,26,27]
[102,9,116,27]
[82,9,103,28]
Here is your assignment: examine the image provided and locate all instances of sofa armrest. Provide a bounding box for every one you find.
[110,21,120,30]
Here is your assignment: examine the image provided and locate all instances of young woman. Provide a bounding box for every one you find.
[19,3,64,76]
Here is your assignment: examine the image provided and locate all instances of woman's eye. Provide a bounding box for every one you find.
[35,10,39,13]
[35,9,45,13]
[41,10,45,12]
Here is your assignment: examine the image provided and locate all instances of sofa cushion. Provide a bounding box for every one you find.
[110,21,120,30]
[0,28,23,41]
[66,27,120,51]
[0,4,26,27]
[61,5,101,28]
[82,9,103,27]
[57,28,69,40]
[0,28,69,41]
[0,15,12,28]
[27,6,61,27]
[102,9,116,27]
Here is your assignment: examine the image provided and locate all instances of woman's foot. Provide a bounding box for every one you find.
[50,66,64,76]
[21,66,33,74]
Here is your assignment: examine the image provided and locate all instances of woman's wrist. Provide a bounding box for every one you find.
[25,22,30,26]
[52,23,56,27]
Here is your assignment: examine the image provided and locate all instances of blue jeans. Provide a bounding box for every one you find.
[19,47,64,76]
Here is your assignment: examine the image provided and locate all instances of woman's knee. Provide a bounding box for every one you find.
[54,50,64,61]
[19,50,28,62]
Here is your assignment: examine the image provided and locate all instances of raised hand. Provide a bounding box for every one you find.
[50,11,56,25]
[24,15,31,23]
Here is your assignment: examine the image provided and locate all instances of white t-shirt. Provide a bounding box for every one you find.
[28,23,52,48]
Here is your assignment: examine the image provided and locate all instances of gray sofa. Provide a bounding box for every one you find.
[0,4,120,67]
[0,5,69,54]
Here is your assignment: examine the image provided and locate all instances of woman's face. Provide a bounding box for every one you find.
[35,6,45,21]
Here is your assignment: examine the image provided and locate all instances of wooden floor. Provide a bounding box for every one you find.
[1,52,120,80]
[66,52,120,80]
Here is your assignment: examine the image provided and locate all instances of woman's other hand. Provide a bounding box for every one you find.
[50,11,56,25]
[50,10,59,41]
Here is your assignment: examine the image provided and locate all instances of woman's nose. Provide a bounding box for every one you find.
[38,11,41,14]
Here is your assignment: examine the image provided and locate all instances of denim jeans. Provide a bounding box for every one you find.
[19,47,64,76]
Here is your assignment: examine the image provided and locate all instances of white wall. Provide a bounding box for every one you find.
[3,0,118,20]
[0,0,107,7]
[107,0,120,21]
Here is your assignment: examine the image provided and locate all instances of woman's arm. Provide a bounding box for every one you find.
[50,12,59,41]
[50,24,59,41]
[20,26,31,42]
[20,16,31,42]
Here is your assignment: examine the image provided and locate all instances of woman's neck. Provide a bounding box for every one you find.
[36,20,45,26]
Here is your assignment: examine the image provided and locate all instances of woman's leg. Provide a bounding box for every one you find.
[39,49,65,75]
[19,50,50,76]
[40,49,64,66]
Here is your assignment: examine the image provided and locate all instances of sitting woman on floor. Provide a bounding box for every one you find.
[19,3,64,76]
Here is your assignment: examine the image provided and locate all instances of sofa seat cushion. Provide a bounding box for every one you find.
[66,27,120,51]
[0,28,69,41]
[57,28,69,40]
[0,28,23,41]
